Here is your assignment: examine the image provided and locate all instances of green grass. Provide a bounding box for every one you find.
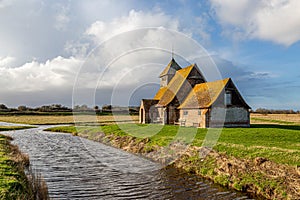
[0,134,31,199]
[209,124,300,166]
[0,126,48,199]
[45,123,300,166]
[0,126,35,131]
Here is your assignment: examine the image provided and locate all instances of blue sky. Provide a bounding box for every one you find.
[0,0,300,110]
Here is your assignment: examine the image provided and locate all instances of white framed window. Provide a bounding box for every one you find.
[225,91,232,105]
[198,110,201,115]
[183,111,188,116]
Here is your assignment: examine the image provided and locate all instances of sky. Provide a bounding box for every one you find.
[0,0,300,110]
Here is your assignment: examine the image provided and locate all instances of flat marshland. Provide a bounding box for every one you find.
[0,113,299,166]
[251,113,300,124]
[44,113,300,199]
[0,113,299,199]
[0,114,139,125]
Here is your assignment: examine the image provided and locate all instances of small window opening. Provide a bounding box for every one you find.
[225,91,232,105]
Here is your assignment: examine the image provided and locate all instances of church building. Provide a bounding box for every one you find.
[139,58,250,128]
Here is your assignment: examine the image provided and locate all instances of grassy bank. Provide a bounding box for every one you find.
[46,124,300,199]
[0,127,49,199]
[0,126,35,131]
[46,124,300,166]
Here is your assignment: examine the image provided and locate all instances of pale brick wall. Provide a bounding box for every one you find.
[157,107,164,124]
[179,109,207,127]
[178,107,249,128]
[209,107,250,127]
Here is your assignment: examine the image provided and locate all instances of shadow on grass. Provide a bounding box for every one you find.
[251,124,300,131]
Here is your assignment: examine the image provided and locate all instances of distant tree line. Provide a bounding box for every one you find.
[101,104,139,115]
[0,103,139,115]
[0,104,72,112]
[253,108,300,114]
[0,104,8,110]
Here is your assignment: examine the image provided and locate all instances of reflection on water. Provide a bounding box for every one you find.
[3,124,254,200]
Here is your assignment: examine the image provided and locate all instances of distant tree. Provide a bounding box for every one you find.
[0,104,8,110]
[102,104,112,111]
[94,105,101,114]
[73,104,92,112]
[39,105,51,112]
[73,105,80,111]
[80,104,89,111]
[18,105,28,111]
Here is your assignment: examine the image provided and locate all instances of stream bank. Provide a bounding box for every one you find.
[71,130,299,200]
[0,133,48,199]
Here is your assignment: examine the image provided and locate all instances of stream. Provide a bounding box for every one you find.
[2,123,254,200]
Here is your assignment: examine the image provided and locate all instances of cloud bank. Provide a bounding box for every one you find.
[1,1,299,109]
[210,0,300,46]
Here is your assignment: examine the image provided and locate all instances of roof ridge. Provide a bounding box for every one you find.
[159,58,182,77]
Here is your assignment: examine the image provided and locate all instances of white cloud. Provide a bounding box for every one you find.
[54,3,70,31]
[70,9,222,107]
[0,9,216,107]
[210,0,300,46]
[0,0,15,9]
[0,56,16,68]
[85,9,179,43]
[0,56,81,92]
[73,10,182,90]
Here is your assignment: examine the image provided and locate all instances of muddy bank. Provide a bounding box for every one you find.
[77,131,299,200]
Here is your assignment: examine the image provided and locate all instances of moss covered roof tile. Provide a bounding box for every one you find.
[157,64,195,106]
[178,78,230,109]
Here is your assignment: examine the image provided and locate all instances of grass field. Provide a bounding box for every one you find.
[251,113,300,124]
[0,115,139,125]
[2,113,298,199]
[46,123,300,166]
[0,113,298,125]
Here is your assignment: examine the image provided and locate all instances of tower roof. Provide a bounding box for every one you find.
[159,58,181,77]
[155,64,195,106]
